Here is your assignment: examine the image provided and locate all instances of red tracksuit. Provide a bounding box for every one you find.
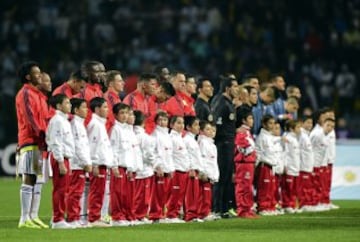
[16,83,47,148]
[165,91,196,117]
[198,181,213,218]
[110,167,128,221]
[148,175,171,220]
[52,82,75,98]
[146,96,170,134]
[134,177,153,220]
[234,125,257,217]
[80,83,103,126]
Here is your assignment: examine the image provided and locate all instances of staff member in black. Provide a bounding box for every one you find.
[211,77,238,218]
[194,77,214,122]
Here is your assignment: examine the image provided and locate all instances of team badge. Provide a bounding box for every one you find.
[229,113,235,120]
[208,114,213,122]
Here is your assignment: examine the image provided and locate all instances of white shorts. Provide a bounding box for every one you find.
[17,146,40,175]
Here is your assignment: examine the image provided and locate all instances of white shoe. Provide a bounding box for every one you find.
[191,218,204,223]
[111,220,130,227]
[90,220,112,227]
[159,218,171,224]
[295,208,303,214]
[52,220,75,229]
[167,218,185,224]
[130,220,143,226]
[67,221,83,228]
[329,203,340,210]
[258,210,276,216]
[203,213,218,221]
[139,218,152,225]
[283,207,296,214]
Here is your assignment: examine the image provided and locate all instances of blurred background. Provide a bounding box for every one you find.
[1,0,360,150]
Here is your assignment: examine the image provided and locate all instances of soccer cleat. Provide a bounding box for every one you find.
[18,220,42,229]
[228,208,238,217]
[101,214,112,224]
[329,203,340,210]
[32,217,49,228]
[90,220,112,227]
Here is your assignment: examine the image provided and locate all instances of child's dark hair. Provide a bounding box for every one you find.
[134,110,145,126]
[236,110,253,128]
[199,120,212,131]
[70,98,86,114]
[155,111,168,123]
[49,94,68,109]
[112,102,130,115]
[261,114,275,127]
[301,115,313,123]
[285,120,300,132]
[184,116,199,130]
[90,97,106,112]
[169,115,183,126]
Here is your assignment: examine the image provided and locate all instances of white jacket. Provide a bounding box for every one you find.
[151,126,175,173]
[299,128,314,172]
[183,132,203,171]
[126,124,143,173]
[46,110,75,162]
[70,115,91,170]
[326,130,336,164]
[310,126,329,167]
[273,136,285,175]
[170,129,190,172]
[134,126,156,179]
[284,132,300,176]
[198,134,219,182]
[255,128,278,166]
[87,113,113,167]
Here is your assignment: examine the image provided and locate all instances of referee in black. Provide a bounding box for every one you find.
[194,77,214,122]
[211,76,238,218]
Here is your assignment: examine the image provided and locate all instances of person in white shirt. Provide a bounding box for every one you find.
[167,116,190,223]
[149,111,175,222]
[87,97,113,227]
[183,116,203,222]
[198,121,219,221]
[310,116,335,209]
[133,110,155,224]
[255,114,277,215]
[272,122,285,213]
[109,103,132,226]
[298,115,316,211]
[67,98,92,227]
[324,110,338,209]
[281,120,301,214]
[46,94,75,229]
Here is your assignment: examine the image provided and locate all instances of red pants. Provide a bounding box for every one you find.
[88,165,107,222]
[273,174,282,208]
[67,170,86,222]
[50,155,70,223]
[323,164,332,204]
[298,171,314,207]
[313,167,326,205]
[198,181,212,218]
[256,164,275,211]
[134,176,153,220]
[126,174,136,221]
[281,174,297,208]
[184,172,200,221]
[235,163,255,216]
[149,175,171,220]
[166,171,189,218]
[110,167,127,221]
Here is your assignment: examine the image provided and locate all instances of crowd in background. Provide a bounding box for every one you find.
[1,0,360,147]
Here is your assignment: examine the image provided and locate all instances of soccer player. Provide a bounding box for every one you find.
[52,70,87,98]
[16,61,46,229]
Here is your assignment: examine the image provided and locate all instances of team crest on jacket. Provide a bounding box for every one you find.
[229,113,235,120]
[208,114,213,122]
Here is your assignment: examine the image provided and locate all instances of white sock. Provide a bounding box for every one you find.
[101,179,110,218]
[20,184,33,223]
[30,183,43,219]
[80,180,89,221]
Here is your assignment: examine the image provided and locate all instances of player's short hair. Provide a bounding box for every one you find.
[70,70,87,82]
[139,73,158,83]
[112,102,130,115]
[18,61,39,84]
[184,116,199,129]
[106,70,122,87]
[161,82,176,97]
[197,77,212,89]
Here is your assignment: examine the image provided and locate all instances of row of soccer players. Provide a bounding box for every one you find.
[45,94,220,228]
[234,107,337,218]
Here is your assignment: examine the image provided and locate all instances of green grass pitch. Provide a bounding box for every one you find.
[0,178,359,242]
